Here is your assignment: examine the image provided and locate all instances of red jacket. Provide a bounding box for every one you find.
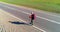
[29,14,36,20]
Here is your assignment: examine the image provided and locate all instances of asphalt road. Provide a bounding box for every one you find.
[0,9,42,32]
[0,2,60,32]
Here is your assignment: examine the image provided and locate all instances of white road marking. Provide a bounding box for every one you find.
[17,10,60,24]
[33,10,60,18]
[0,2,60,18]
[0,9,46,32]
[33,26,46,32]
[2,5,60,24]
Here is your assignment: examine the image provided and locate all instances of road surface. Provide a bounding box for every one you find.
[0,9,42,32]
[0,2,60,32]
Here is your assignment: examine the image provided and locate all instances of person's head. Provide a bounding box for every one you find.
[31,12,34,14]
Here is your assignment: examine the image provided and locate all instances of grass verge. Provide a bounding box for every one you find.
[0,0,60,13]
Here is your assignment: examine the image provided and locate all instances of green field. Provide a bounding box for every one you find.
[0,0,60,13]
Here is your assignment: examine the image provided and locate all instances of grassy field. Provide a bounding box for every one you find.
[0,0,60,13]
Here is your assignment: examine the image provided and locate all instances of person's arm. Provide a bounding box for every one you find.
[29,15,32,18]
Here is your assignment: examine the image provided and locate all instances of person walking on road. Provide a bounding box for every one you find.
[29,12,36,25]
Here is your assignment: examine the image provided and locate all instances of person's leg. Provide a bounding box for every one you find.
[30,19,33,25]
[30,19,32,24]
[31,20,33,25]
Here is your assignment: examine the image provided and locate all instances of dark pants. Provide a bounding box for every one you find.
[30,19,34,25]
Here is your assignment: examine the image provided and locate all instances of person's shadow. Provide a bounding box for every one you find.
[9,21,30,25]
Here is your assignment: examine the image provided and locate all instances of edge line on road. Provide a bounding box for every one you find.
[0,1,60,18]
[1,5,60,24]
[0,9,46,32]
